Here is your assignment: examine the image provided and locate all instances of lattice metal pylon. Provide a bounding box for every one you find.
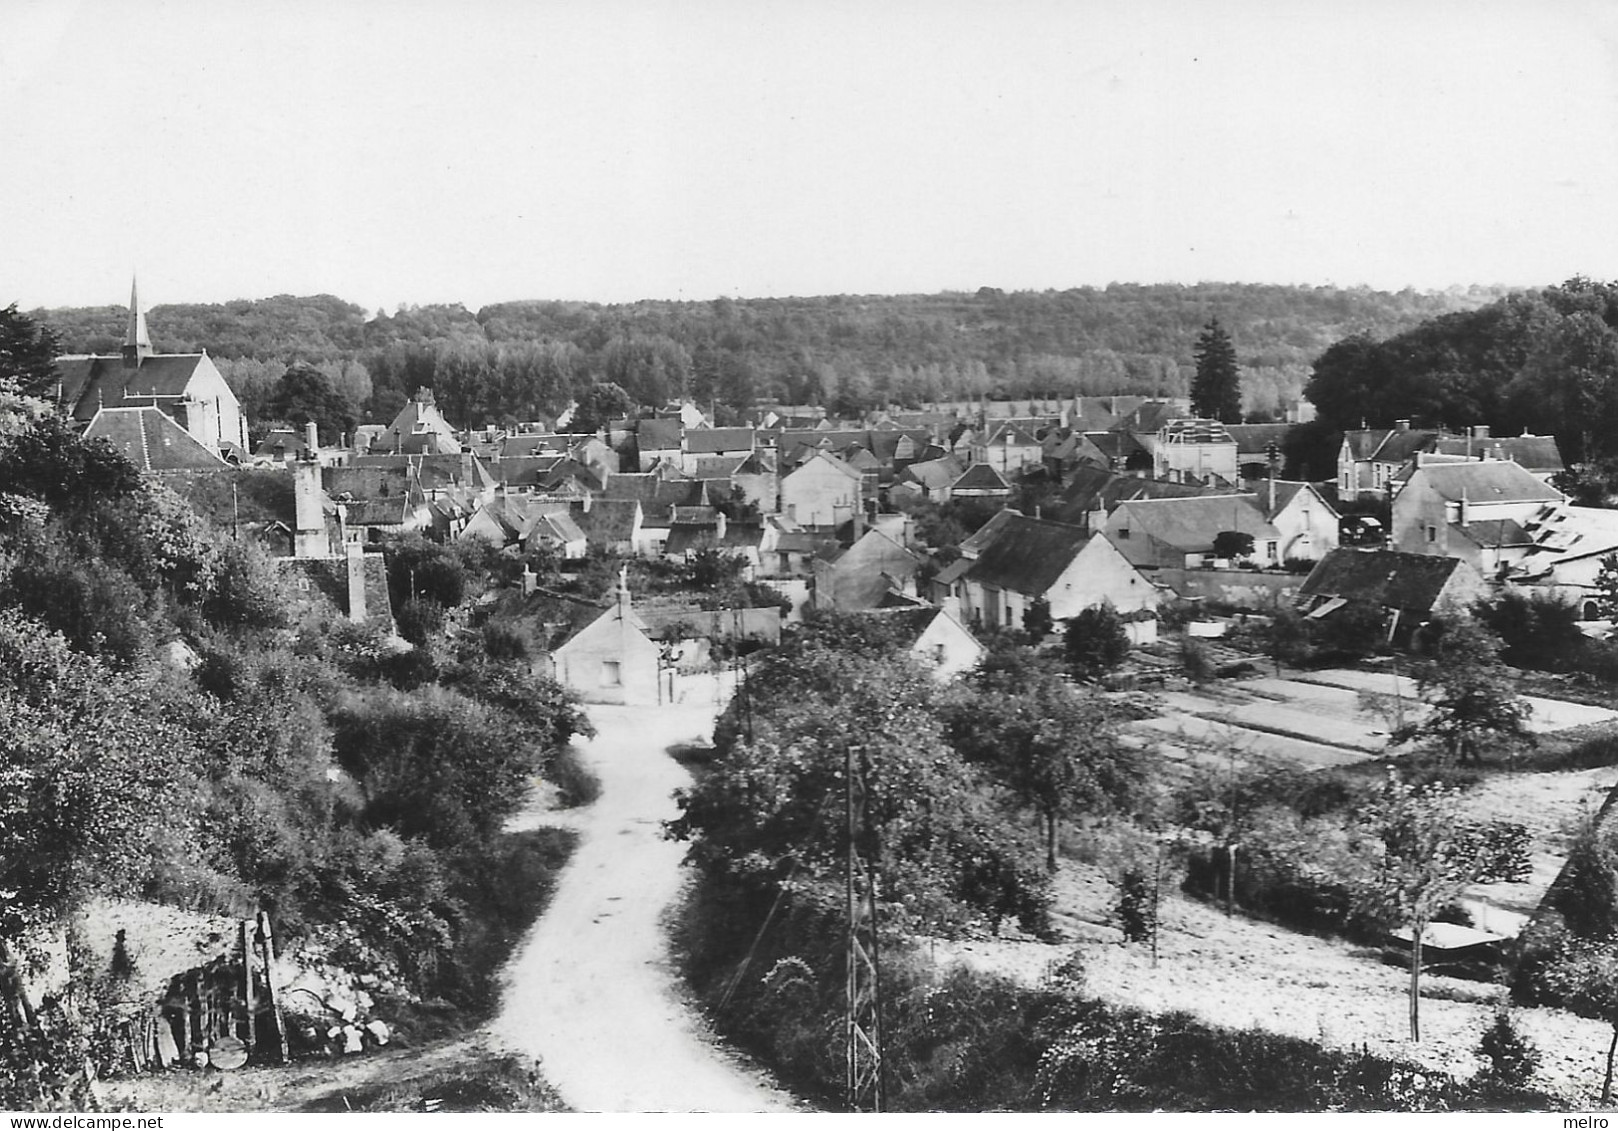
[844,744,886,1113]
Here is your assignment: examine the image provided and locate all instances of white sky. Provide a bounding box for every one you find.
[4,0,1617,314]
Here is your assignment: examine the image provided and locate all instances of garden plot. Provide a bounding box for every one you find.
[1130,714,1368,770]
[1294,668,1618,733]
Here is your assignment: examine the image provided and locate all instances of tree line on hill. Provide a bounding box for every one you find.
[33,284,1497,430]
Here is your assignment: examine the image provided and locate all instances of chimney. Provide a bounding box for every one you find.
[1394,419,1410,433]
[1472,424,1491,440]
[522,564,537,597]
[1034,504,1042,520]
[1458,488,1470,526]
[716,510,728,542]
[305,419,320,454]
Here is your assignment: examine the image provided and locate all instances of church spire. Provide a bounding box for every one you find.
[122,275,152,367]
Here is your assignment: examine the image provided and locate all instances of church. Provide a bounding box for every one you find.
[53,280,249,457]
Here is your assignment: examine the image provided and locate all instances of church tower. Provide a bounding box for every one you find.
[121,276,152,368]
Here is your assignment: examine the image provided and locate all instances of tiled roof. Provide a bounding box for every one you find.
[83,407,227,471]
[685,427,756,454]
[952,463,1009,490]
[1107,494,1274,565]
[572,498,640,542]
[1224,423,1294,456]
[1433,435,1564,472]
[636,418,682,450]
[1410,460,1564,504]
[962,514,1093,597]
[1299,549,1468,614]
[900,454,966,491]
[1159,418,1234,444]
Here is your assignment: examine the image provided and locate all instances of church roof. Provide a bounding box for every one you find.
[83,407,227,471]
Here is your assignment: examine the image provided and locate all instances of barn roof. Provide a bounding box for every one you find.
[962,513,1093,597]
[1298,548,1468,614]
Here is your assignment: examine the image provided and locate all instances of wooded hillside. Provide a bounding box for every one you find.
[35,284,1502,428]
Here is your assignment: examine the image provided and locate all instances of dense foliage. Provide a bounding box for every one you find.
[35,283,1496,427]
[0,407,592,1104]
[1304,277,1618,465]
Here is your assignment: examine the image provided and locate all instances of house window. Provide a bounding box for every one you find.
[1425,525,1437,543]
[1117,528,1129,539]
[600,661,622,687]
[1265,541,1278,561]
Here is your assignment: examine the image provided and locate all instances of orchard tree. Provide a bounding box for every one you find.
[951,666,1142,871]
[1358,771,1485,1042]
[1395,615,1533,766]
[1063,603,1131,681]
[1192,317,1242,423]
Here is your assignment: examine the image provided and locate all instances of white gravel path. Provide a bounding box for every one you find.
[489,690,804,1113]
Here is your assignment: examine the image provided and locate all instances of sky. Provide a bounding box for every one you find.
[4,0,1617,315]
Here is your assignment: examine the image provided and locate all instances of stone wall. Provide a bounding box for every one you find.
[1152,567,1304,610]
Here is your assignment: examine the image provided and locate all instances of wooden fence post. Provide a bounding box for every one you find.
[256,911,289,1065]
[240,920,256,1054]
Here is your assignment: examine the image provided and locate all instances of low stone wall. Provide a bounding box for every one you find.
[1152,567,1305,610]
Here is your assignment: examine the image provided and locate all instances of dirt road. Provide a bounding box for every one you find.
[490,692,803,1113]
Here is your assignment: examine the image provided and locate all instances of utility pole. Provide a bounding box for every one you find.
[844,744,886,1113]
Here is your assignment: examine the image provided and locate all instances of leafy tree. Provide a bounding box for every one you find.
[676,642,1051,934]
[1191,318,1242,423]
[0,414,141,512]
[951,666,1142,871]
[1265,605,1315,673]
[1474,588,1585,671]
[568,382,634,434]
[1395,615,1533,766]
[265,363,358,445]
[1023,596,1054,643]
[0,304,62,397]
[1212,530,1255,561]
[1063,603,1130,681]
[1357,771,1485,1042]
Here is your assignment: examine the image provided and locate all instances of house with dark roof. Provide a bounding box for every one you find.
[569,497,643,556]
[812,528,922,611]
[1297,548,1487,637]
[82,406,229,473]
[1337,420,1442,500]
[374,388,462,455]
[1226,423,1295,481]
[679,427,756,473]
[949,462,1012,502]
[54,280,247,455]
[1390,459,1566,575]
[940,510,1161,630]
[635,418,683,471]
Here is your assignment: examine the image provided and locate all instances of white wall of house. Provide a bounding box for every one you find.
[910,611,983,680]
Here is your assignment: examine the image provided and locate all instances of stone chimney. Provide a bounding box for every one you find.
[292,460,327,558]
[522,564,537,597]
[1472,424,1491,440]
[1394,419,1410,432]
[305,419,320,454]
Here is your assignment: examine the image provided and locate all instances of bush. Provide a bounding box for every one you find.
[1475,1009,1540,1091]
[1115,867,1155,943]
[1064,604,1130,680]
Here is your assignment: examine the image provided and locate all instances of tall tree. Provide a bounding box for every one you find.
[265,363,357,445]
[1191,317,1242,423]
[0,305,62,397]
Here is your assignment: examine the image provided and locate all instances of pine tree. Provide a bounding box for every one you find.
[1192,318,1242,423]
